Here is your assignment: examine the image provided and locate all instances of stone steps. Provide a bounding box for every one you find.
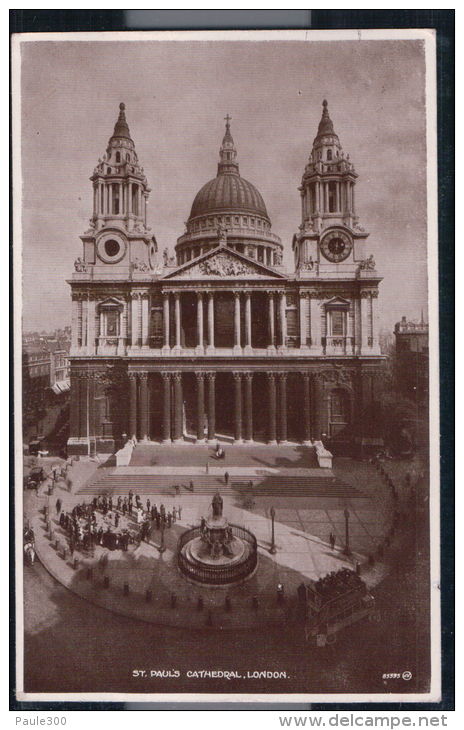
[78,473,363,498]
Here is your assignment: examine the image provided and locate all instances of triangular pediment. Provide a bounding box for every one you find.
[323,296,350,307]
[162,246,287,280]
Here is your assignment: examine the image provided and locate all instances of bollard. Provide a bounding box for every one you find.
[170,593,177,609]
[73,557,79,570]
[123,582,129,596]
[225,596,231,612]
[252,595,259,611]
[61,547,67,560]
[197,596,204,612]
[103,576,110,589]
[86,567,93,581]
[145,589,152,603]
[206,610,213,626]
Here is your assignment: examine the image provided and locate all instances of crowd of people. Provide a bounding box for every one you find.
[55,491,183,555]
[313,567,365,602]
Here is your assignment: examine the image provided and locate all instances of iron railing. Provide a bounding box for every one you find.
[177,523,258,585]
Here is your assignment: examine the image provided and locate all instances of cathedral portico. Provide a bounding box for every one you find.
[67,102,385,457]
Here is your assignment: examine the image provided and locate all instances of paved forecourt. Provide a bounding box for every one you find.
[27,444,392,631]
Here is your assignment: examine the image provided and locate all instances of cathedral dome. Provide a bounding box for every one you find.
[189,174,269,221]
[176,118,282,268]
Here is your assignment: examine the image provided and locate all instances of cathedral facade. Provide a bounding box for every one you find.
[67,101,385,455]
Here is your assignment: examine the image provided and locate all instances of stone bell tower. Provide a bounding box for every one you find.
[293,100,370,278]
[77,102,158,276]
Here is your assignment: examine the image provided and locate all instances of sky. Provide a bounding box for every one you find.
[19,35,429,333]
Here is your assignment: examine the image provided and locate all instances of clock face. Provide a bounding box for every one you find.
[320,230,353,263]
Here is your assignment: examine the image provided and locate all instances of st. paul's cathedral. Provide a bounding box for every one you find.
[67,100,384,455]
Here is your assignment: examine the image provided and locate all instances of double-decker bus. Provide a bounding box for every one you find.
[303,568,379,646]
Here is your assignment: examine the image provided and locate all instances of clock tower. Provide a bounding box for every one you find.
[293,100,370,277]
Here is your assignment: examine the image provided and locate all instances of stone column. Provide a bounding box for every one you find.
[141,294,149,348]
[299,292,308,349]
[234,291,241,351]
[207,292,215,350]
[174,292,181,348]
[71,298,79,352]
[78,372,88,439]
[233,372,243,442]
[130,293,139,347]
[206,372,216,442]
[173,372,183,442]
[163,292,170,350]
[196,372,205,442]
[335,181,340,212]
[126,182,131,215]
[268,292,276,349]
[278,373,288,443]
[119,298,128,355]
[161,372,171,443]
[244,372,253,442]
[279,291,286,348]
[139,373,149,441]
[245,292,252,350]
[129,372,138,439]
[312,373,324,442]
[302,372,312,444]
[360,292,370,351]
[310,296,321,349]
[267,373,277,444]
[69,372,80,438]
[197,292,204,350]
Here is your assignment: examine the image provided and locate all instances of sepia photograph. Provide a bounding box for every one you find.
[13,28,441,704]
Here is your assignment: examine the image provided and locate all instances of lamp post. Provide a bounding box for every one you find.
[269,506,277,554]
[343,508,352,556]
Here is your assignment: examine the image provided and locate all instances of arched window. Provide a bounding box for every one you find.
[115,152,121,163]
[327,149,332,161]
[131,184,138,216]
[112,184,120,215]
[328,181,337,212]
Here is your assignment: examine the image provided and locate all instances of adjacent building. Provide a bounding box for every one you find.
[394,314,429,404]
[67,101,385,456]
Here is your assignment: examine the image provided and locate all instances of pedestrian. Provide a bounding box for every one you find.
[55,497,62,515]
[115,512,120,528]
[146,498,151,513]
[224,471,229,485]
[160,503,166,519]
[178,505,182,520]
[167,512,172,528]
[155,514,161,530]
[151,505,156,520]
[172,506,177,522]
[200,516,206,533]
[329,532,336,551]
[189,480,194,492]
[128,498,133,515]
[117,496,122,512]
